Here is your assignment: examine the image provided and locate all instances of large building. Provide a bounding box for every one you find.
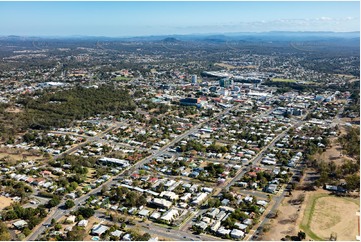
[191,75,198,84]
[219,78,233,88]
[179,97,202,108]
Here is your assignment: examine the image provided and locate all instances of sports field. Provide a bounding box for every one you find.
[300,193,359,241]
[113,76,131,81]
[271,78,298,83]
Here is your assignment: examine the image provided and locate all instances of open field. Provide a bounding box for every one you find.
[0,196,13,209]
[300,192,359,241]
[271,78,298,83]
[113,76,132,81]
[215,63,257,70]
[0,153,44,163]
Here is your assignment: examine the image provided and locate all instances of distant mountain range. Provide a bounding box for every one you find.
[0,31,359,43]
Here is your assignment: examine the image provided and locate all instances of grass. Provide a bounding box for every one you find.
[300,193,360,241]
[300,193,328,241]
[271,78,298,83]
[113,76,132,81]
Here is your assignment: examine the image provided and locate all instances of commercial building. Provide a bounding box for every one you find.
[179,97,202,108]
[191,75,198,84]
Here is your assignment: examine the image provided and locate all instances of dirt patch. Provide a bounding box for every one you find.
[0,196,13,209]
[312,136,355,166]
[308,196,359,241]
[5,107,23,113]
[261,190,306,241]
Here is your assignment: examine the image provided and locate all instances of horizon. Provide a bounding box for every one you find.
[0,1,360,37]
[1,30,361,39]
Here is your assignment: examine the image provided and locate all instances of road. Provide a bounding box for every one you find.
[93,210,219,241]
[27,104,241,240]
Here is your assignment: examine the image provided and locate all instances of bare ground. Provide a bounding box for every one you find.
[312,136,355,166]
[0,196,13,209]
[261,190,307,241]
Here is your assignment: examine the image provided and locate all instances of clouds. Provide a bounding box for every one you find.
[171,16,360,34]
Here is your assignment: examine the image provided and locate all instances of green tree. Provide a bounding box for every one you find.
[65,200,75,209]
[66,226,86,241]
[47,196,61,208]
[0,221,11,241]
[76,207,94,219]
[298,231,306,240]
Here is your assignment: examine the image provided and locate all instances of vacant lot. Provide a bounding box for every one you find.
[312,136,355,166]
[301,193,359,241]
[261,190,305,241]
[0,196,13,209]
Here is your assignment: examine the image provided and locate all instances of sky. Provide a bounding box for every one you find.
[0,1,359,37]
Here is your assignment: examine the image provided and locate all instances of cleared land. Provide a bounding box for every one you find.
[261,190,306,241]
[300,193,359,241]
[312,136,355,166]
[0,196,13,209]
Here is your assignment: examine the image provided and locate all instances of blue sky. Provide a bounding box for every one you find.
[0,1,359,37]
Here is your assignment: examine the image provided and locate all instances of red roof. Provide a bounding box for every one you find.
[148,177,158,183]
[248,172,257,177]
[131,173,140,179]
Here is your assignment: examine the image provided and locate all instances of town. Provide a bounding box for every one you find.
[0,34,359,242]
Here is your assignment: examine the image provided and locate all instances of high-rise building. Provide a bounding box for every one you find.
[191,75,197,84]
[219,78,233,88]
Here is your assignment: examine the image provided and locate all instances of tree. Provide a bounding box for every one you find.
[65,200,75,209]
[51,218,56,226]
[54,223,62,231]
[298,231,306,240]
[47,196,61,208]
[345,174,360,191]
[66,226,85,241]
[101,185,109,196]
[138,233,151,241]
[76,207,94,219]
[23,227,31,237]
[0,221,11,241]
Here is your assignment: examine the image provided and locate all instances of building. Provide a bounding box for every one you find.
[231,229,245,239]
[98,157,130,167]
[191,75,198,84]
[150,198,172,209]
[179,97,201,108]
[265,183,278,193]
[91,224,109,236]
[66,215,76,223]
[110,230,124,238]
[160,191,179,201]
[219,78,233,88]
[13,220,28,229]
[160,209,179,223]
[77,220,88,227]
[191,192,208,206]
